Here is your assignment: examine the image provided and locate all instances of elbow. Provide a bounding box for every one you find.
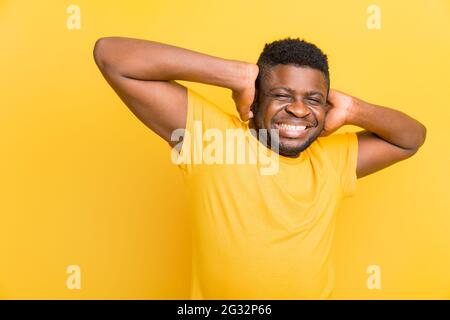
[93,37,107,68]
[405,123,427,157]
[93,37,116,70]
[416,123,427,149]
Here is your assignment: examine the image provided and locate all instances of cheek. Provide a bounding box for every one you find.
[254,106,268,129]
[257,103,274,128]
[263,103,282,123]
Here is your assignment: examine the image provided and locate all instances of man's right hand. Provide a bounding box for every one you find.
[232,64,259,121]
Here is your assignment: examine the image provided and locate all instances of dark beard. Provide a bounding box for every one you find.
[267,123,323,157]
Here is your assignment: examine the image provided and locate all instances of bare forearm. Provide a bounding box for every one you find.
[93,36,248,91]
[347,99,427,150]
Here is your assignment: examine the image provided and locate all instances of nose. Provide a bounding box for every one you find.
[285,100,310,118]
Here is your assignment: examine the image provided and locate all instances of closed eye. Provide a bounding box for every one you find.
[307,98,323,105]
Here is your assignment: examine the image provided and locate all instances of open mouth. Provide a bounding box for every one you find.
[273,122,313,139]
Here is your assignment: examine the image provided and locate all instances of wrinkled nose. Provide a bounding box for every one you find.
[285,101,310,118]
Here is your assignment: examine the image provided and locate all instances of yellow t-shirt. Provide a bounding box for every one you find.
[173,87,358,299]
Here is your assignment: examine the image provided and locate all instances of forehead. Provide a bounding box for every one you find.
[263,64,327,94]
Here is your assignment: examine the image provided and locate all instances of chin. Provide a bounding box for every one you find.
[278,140,312,157]
[271,130,321,157]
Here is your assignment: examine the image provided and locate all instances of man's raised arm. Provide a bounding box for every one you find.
[93,37,258,146]
[321,89,427,178]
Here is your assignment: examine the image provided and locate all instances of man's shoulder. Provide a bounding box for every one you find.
[187,87,242,131]
[315,132,356,150]
[306,132,357,165]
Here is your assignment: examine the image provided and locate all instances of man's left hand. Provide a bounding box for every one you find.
[320,89,355,137]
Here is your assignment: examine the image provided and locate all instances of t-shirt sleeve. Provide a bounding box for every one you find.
[319,132,359,198]
[172,87,238,174]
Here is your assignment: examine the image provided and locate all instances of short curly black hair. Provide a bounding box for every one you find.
[256,37,330,94]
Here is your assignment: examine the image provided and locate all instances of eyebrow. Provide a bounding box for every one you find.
[270,87,325,99]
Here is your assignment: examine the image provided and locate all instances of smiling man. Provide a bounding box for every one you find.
[93,37,426,299]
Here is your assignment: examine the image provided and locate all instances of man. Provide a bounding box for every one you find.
[93,37,426,299]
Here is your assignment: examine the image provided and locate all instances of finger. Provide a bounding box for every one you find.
[239,110,248,121]
[238,106,252,121]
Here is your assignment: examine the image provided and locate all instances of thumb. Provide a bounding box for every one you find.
[233,92,252,121]
[238,104,252,121]
[236,92,256,121]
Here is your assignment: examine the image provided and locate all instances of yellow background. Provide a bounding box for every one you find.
[1,0,449,299]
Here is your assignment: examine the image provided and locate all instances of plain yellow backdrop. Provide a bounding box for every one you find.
[0,0,449,299]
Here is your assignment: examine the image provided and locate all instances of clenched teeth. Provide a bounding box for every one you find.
[278,123,307,131]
